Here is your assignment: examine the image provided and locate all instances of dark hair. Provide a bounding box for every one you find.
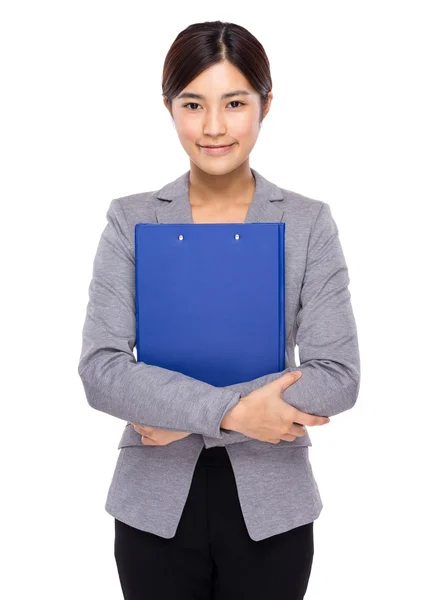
[162,21,272,124]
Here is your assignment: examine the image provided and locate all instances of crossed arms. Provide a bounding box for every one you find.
[78,198,360,446]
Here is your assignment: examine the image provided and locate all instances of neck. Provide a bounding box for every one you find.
[188,161,255,208]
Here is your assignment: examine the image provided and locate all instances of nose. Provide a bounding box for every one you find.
[202,108,227,138]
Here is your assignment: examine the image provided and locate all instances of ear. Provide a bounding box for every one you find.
[163,95,173,118]
[262,91,273,120]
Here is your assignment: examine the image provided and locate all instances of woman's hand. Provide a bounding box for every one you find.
[130,423,191,446]
[225,371,330,443]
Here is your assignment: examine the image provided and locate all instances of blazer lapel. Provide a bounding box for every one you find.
[155,168,285,225]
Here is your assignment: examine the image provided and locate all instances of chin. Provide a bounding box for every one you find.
[190,160,243,176]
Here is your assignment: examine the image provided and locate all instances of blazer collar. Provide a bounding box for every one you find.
[154,168,285,225]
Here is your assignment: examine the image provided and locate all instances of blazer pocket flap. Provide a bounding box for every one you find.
[117,422,146,449]
[117,423,313,449]
[265,429,312,448]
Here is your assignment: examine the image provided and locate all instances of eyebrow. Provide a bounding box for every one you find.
[177,90,252,101]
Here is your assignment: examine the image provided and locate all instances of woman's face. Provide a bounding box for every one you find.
[164,59,272,176]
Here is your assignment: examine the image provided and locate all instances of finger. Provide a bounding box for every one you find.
[278,370,302,392]
[289,424,306,437]
[291,410,330,427]
[141,435,157,445]
[278,434,297,442]
[133,424,152,434]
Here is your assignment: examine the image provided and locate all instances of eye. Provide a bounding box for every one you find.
[182,100,246,111]
[228,100,245,108]
[183,102,201,110]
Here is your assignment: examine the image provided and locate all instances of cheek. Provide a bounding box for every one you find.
[177,119,198,142]
[230,113,259,140]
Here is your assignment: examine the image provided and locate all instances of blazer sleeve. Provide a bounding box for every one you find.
[77,197,241,439]
[203,201,361,448]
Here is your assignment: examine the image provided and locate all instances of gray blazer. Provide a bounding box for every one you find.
[78,168,360,541]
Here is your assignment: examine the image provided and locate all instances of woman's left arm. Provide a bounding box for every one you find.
[203,202,361,448]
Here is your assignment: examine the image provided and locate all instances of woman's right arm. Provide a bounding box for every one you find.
[77,197,241,439]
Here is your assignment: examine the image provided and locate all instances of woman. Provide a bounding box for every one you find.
[78,20,360,600]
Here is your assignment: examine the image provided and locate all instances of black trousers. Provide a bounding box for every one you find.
[114,446,314,600]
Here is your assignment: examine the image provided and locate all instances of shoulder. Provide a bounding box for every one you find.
[278,185,342,256]
[106,170,185,219]
[268,179,339,248]
[278,184,327,223]
[102,189,160,255]
[271,182,334,244]
[106,189,158,223]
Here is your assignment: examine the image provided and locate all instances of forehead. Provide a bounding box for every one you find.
[177,61,256,99]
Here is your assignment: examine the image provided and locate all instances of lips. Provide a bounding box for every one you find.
[199,143,235,155]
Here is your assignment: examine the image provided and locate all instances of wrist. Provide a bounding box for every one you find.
[221,398,246,432]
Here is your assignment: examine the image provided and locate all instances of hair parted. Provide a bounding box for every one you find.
[162,21,272,123]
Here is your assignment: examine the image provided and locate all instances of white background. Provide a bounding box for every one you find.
[2,1,434,598]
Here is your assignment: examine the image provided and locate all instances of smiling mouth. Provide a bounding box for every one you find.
[200,144,235,148]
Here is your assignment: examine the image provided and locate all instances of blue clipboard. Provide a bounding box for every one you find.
[135,223,285,387]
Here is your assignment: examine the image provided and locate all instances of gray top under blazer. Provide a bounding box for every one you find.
[78,167,361,542]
